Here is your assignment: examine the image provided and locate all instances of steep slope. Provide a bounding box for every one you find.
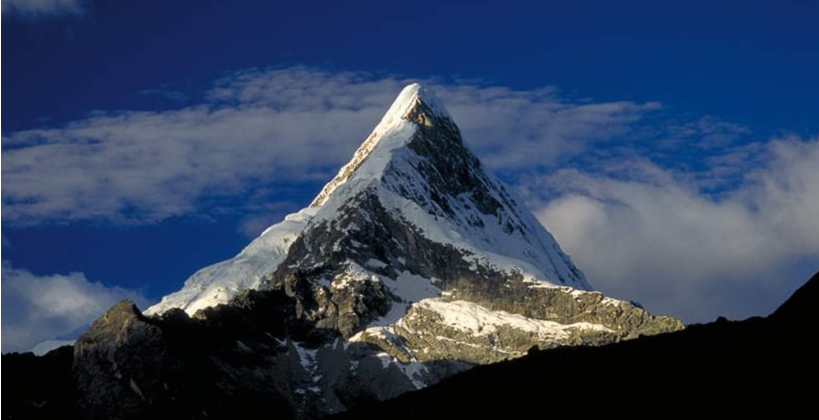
[145,208,315,315]
[146,83,588,317]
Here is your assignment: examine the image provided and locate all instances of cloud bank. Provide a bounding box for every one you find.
[533,137,819,322]
[1,262,151,353]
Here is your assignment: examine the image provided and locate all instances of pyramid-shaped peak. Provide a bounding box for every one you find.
[377,83,450,128]
[147,82,593,318]
[394,83,445,110]
[309,83,454,207]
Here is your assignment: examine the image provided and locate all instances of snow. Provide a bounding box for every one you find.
[527,285,628,308]
[388,271,442,305]
[396,361,428,389]
[293,341,323,383]
[309,83,448,208]
[145,207,317,315]
[330,263,381,290]
[349,269,442,327]
[236,340,252,353]
[375,352,393,369]
[413,299,612,340]
[365,259,388,268]
[369,349,431,388]
[376,183,588,290]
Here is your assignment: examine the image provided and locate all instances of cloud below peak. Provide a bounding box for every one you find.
[1,262,151,353]
[533,136,819,322]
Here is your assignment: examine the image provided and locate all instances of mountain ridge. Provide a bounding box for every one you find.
[5,271,815,419]
[2,84,683,419]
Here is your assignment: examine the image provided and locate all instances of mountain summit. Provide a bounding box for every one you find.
[33,84,681,419]
[148,83,589,317]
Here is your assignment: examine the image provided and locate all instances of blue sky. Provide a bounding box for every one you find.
[2,0,818,352]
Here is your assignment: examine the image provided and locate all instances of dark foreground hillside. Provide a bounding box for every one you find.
[3,271,816,419]
[335,270,819,419]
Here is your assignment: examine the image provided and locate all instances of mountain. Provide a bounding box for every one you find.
[145,83,591,317]
[334,270,819,419]
[1,84,681,420]
[145,83,680,359]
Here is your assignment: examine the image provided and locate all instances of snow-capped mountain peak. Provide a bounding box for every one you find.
[80,84,683,419]
[310,83,448,208]
[147,83,589,317]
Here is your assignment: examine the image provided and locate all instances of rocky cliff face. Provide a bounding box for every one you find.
[355,282,683,365]
[3,84,683,420]
[333,270,819,420]
[67,292,437,420]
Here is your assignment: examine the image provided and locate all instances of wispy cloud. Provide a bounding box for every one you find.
[138,88,190,103]
[2,67,659,226]
[1,0,83,18]
[1,262,152,353]
[530,136,819,322]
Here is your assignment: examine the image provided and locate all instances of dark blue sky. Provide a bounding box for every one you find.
[5,1,818,133]
[3,1,819,350]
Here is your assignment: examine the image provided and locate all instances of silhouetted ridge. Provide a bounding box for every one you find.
[771,270,819,322]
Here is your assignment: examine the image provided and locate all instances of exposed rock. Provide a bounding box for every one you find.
[73,301,166,419]
[333,270,819,420]
[354,279,682,365]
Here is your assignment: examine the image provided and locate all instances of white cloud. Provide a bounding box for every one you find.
[2,67,659,226]
[533,136,819,322]
[1,262,151,353]
[31,339,76,355]
[1,0,82,17]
